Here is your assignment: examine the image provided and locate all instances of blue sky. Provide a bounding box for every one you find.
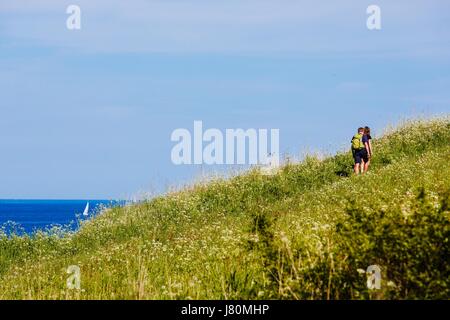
[0,0,449,199]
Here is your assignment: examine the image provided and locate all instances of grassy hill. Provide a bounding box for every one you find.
[1,117,449,300]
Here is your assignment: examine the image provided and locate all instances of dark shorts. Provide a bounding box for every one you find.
[353,148,369,164]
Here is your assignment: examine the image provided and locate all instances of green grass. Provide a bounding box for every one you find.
[0,117,449,299]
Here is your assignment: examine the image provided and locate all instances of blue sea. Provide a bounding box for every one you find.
[0,200,122,235]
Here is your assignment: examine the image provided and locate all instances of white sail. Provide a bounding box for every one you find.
[82,202,89,216]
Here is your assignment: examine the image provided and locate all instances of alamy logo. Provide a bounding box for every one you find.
[66,5,81,30]
[357,264,382,290]
[366,5,381,30]
[171,121,279,166]
[366,265,382,290]
[66,265,81,290]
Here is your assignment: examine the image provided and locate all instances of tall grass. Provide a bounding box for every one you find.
[0,117,449,299]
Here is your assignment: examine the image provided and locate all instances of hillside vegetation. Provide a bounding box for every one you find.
[0,117,449,299]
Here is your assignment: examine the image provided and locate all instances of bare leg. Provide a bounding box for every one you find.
[364,159,370,173]
[354,163,360,175]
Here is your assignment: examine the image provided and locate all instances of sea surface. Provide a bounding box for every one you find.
[0,200,122,235]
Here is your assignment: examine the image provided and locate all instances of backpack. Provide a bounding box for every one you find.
[351,133,364,150]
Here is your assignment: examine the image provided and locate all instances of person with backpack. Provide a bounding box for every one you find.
[362,126,373,173]
[351,127,368,175]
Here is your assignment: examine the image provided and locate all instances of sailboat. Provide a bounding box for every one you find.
[82,202,90,216]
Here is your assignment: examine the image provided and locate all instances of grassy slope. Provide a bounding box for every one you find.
[0,118,449,299]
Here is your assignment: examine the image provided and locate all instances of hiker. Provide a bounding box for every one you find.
[351,127,368,175]
[362,126,373,173]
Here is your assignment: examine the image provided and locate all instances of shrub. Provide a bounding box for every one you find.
[322,188,450,299]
